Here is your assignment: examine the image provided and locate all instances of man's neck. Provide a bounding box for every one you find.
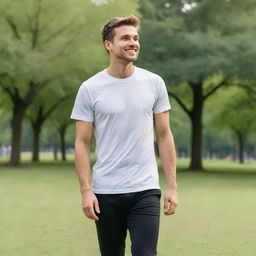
[107,62,134,79]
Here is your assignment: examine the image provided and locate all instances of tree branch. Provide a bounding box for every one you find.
[43,95,70,122]
[31,0,42,49]
[5,16,21,39]
[24,81,39,106]
[58,119,73,132]
[0,73,22,103]
[167,90,192,117]
[38,76,57,90]
[228,82,256,102]
[203,80,227,100]
[1,84,13,97]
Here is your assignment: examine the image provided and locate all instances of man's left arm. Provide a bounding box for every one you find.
[154,111,178,215]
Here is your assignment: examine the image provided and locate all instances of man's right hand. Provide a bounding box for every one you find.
[81,189,100,221]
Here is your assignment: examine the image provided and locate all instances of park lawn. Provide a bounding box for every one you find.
[0,162,256,256]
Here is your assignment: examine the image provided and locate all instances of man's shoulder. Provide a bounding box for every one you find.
[135,66,163,82]
[80,69,106,90]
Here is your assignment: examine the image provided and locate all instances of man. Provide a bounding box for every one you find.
[71,14,178,256]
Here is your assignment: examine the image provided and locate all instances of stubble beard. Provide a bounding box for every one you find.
[118,49,139,63]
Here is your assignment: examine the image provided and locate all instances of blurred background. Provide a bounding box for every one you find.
[1,0,256,168]
[0,0,256,256]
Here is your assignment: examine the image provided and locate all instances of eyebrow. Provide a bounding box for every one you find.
[120,34,139,39]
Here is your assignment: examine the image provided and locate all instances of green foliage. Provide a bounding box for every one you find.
[138,0,256,84]
[213,87,256,138]
[0,0,139,105]
[185,0,256,34]
[0,109,11,145]
[139,26,256,85]
[170,100,191,152]
[139,0,184,21]
[47,98,73,129]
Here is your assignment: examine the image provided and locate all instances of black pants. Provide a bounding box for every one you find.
[95,189,161,256]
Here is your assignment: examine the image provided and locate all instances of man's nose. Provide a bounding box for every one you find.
[128,39,139,46]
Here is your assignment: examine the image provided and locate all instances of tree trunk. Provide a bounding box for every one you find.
[53,144,58,161]
[188,83,204,171]
[237,132,244,164]
[207,135,213,159]
[59,127,67,162]
[30,102,63,163]
[10,106,26,166]
[8,81,39,166]
[51,133,58,161]
[32,125,41,162]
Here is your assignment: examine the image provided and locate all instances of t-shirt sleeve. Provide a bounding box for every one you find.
[153,76,171,114]
[70,83,94,122]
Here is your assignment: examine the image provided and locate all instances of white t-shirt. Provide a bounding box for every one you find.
[71,66,171,194]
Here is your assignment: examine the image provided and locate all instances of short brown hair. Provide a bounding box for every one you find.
[101,14,140,42]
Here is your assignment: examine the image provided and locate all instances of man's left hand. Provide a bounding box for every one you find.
[163,188,178,215]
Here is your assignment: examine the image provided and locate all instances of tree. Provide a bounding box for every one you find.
[25,84,73,162]
[213,88,256,163]
[138,0,256,170]
[0,0,139,166]
[47,98,75,162]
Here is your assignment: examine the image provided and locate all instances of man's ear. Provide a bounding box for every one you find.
[104,40,112,52]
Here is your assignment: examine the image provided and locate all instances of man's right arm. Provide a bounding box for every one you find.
[75,120,100,221]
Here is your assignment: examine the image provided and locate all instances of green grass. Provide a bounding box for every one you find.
[0,160,256,256]
[1,152,256,173]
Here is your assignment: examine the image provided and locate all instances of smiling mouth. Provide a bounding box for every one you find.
[125,49,138,52]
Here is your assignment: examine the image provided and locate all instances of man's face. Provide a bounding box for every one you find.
[105,25,140,63]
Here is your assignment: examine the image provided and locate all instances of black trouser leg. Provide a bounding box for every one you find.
[127,190,161,256]
[95,194,128,256]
